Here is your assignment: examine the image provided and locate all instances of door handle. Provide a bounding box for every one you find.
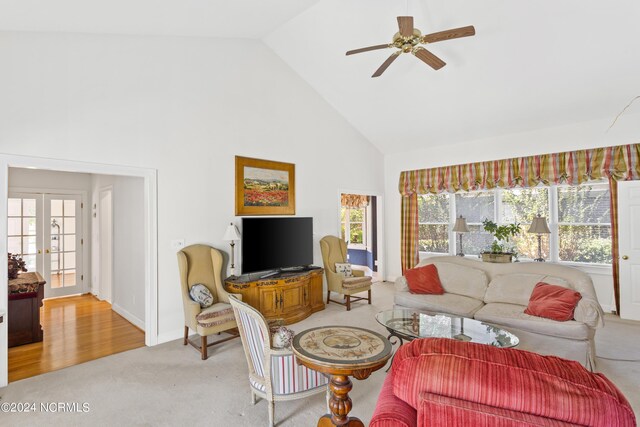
[45,249,50,254]
[38,249,42,254]
[622,255,629,260]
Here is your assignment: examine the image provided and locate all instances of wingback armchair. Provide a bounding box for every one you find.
[320,235,372,311]
[229,295,329,427]
[177,244,239,360]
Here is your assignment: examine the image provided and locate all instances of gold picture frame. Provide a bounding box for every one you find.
[235,156,295,216]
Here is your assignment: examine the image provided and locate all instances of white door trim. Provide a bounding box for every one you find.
[0,154,158,387]
[337,189,385,281]
[97,186,114,303]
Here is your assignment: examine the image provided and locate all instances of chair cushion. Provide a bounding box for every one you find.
[405,264,444,295]
[196,303,235,327]
[189,283,214,308]
[392,338,636,427]
[370,371,417,427]
[342,276,372,289]
[394,292,484,318]
[270,353,329,395]
[474,303,590,340]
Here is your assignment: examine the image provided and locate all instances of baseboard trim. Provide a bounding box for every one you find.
[111,303,145,331]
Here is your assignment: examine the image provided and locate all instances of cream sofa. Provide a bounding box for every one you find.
[394,256,605,369]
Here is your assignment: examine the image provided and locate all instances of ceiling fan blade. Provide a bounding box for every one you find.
[413,47,446,70]
[346,44,391,56]
[372,52,401,78]
[397,16,414,37]
[422,26,476,44]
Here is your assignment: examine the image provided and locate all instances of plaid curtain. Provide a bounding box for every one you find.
[398,143,640,311]
[608,177,620,313]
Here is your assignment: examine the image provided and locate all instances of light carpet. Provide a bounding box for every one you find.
[1,282,638,426]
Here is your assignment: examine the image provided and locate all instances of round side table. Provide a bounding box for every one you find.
[292,325,392,427]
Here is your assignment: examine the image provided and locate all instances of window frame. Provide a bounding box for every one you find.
[417,181,613,268]
[341,206,367,250]
[417,193,452,255]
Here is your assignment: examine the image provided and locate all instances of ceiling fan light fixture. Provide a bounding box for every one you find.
[347,16,476,77]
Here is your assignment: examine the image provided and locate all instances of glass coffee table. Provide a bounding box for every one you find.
[375,309,519,361]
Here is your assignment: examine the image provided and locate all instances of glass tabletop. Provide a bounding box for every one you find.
[375,309,519,348]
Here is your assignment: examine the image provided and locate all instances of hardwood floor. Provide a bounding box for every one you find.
[8,294,145,383]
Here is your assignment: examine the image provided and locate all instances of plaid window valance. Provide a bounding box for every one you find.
[398,144,640,195]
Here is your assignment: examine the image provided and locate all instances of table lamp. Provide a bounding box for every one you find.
[223,223,241,276]
[452,215,470,257]
[528,215,550,262]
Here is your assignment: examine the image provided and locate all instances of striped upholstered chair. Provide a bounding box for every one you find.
[229,295,329,427]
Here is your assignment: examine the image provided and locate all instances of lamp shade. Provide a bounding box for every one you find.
[223,223,241,241]
[452,215,470,233]
[528,216,551,234]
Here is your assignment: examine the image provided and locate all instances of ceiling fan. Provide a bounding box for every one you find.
[346,16,475,77]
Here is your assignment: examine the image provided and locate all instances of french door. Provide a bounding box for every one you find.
[618,181,640,320]
[7,192,83,298]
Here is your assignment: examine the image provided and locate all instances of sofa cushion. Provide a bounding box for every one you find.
[394,292,484,318]
[405,264,444,295]
[484,273,571,306]
[474,303,591,340]
[417,392,580,427]
[525,282,582,321]
[392,338,635,427]
[431,262,488,300]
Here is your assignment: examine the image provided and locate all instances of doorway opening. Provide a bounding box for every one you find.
[1,155,158,387]
[340,192,384,282]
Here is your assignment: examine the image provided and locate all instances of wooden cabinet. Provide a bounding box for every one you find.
[225,268,325,325]
[8,272,45,348]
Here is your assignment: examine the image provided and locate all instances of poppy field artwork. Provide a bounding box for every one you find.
[243,166,289,207]
[235,156,295,215]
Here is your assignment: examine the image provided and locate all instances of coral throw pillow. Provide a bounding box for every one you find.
[405,264,444,295]
[524,282,582,321]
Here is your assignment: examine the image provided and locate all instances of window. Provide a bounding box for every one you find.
[7,197,38,271]
[417,183,611,265]
[557,184,611,264]
[418,194,449,253]
[501,187,549,260]
[341,206,366,246]
[456,192,495,255]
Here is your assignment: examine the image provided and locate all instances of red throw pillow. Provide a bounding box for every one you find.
[524,282,582,321]
[405,264,444,295]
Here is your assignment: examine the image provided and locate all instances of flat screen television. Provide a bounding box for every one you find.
[241,217,313,275]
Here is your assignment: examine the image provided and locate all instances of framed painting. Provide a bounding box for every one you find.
[235,156,295,216]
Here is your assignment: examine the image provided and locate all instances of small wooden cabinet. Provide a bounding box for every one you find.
[225,268,325,325]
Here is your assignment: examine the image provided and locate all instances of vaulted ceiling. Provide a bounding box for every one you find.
[1,0,639,154]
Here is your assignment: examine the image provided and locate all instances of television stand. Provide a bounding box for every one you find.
[224,268,325,325]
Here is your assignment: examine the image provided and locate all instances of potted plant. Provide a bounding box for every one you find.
[480,220,521,263]
[8,253,27,279]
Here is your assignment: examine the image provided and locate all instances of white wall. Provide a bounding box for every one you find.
[0,32,384,346]
[8,167,92,294]
[384,113,640,312]
[92,174,145,329]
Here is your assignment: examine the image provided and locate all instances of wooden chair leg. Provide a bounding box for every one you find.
[346,295,351,311]
[326,290,331,304]
[183,326,189,345]
[201,336,208,360]
[368,289,372,304]
[268,400,275,427]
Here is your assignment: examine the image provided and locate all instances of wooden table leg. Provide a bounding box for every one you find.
[317,374,364,427]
